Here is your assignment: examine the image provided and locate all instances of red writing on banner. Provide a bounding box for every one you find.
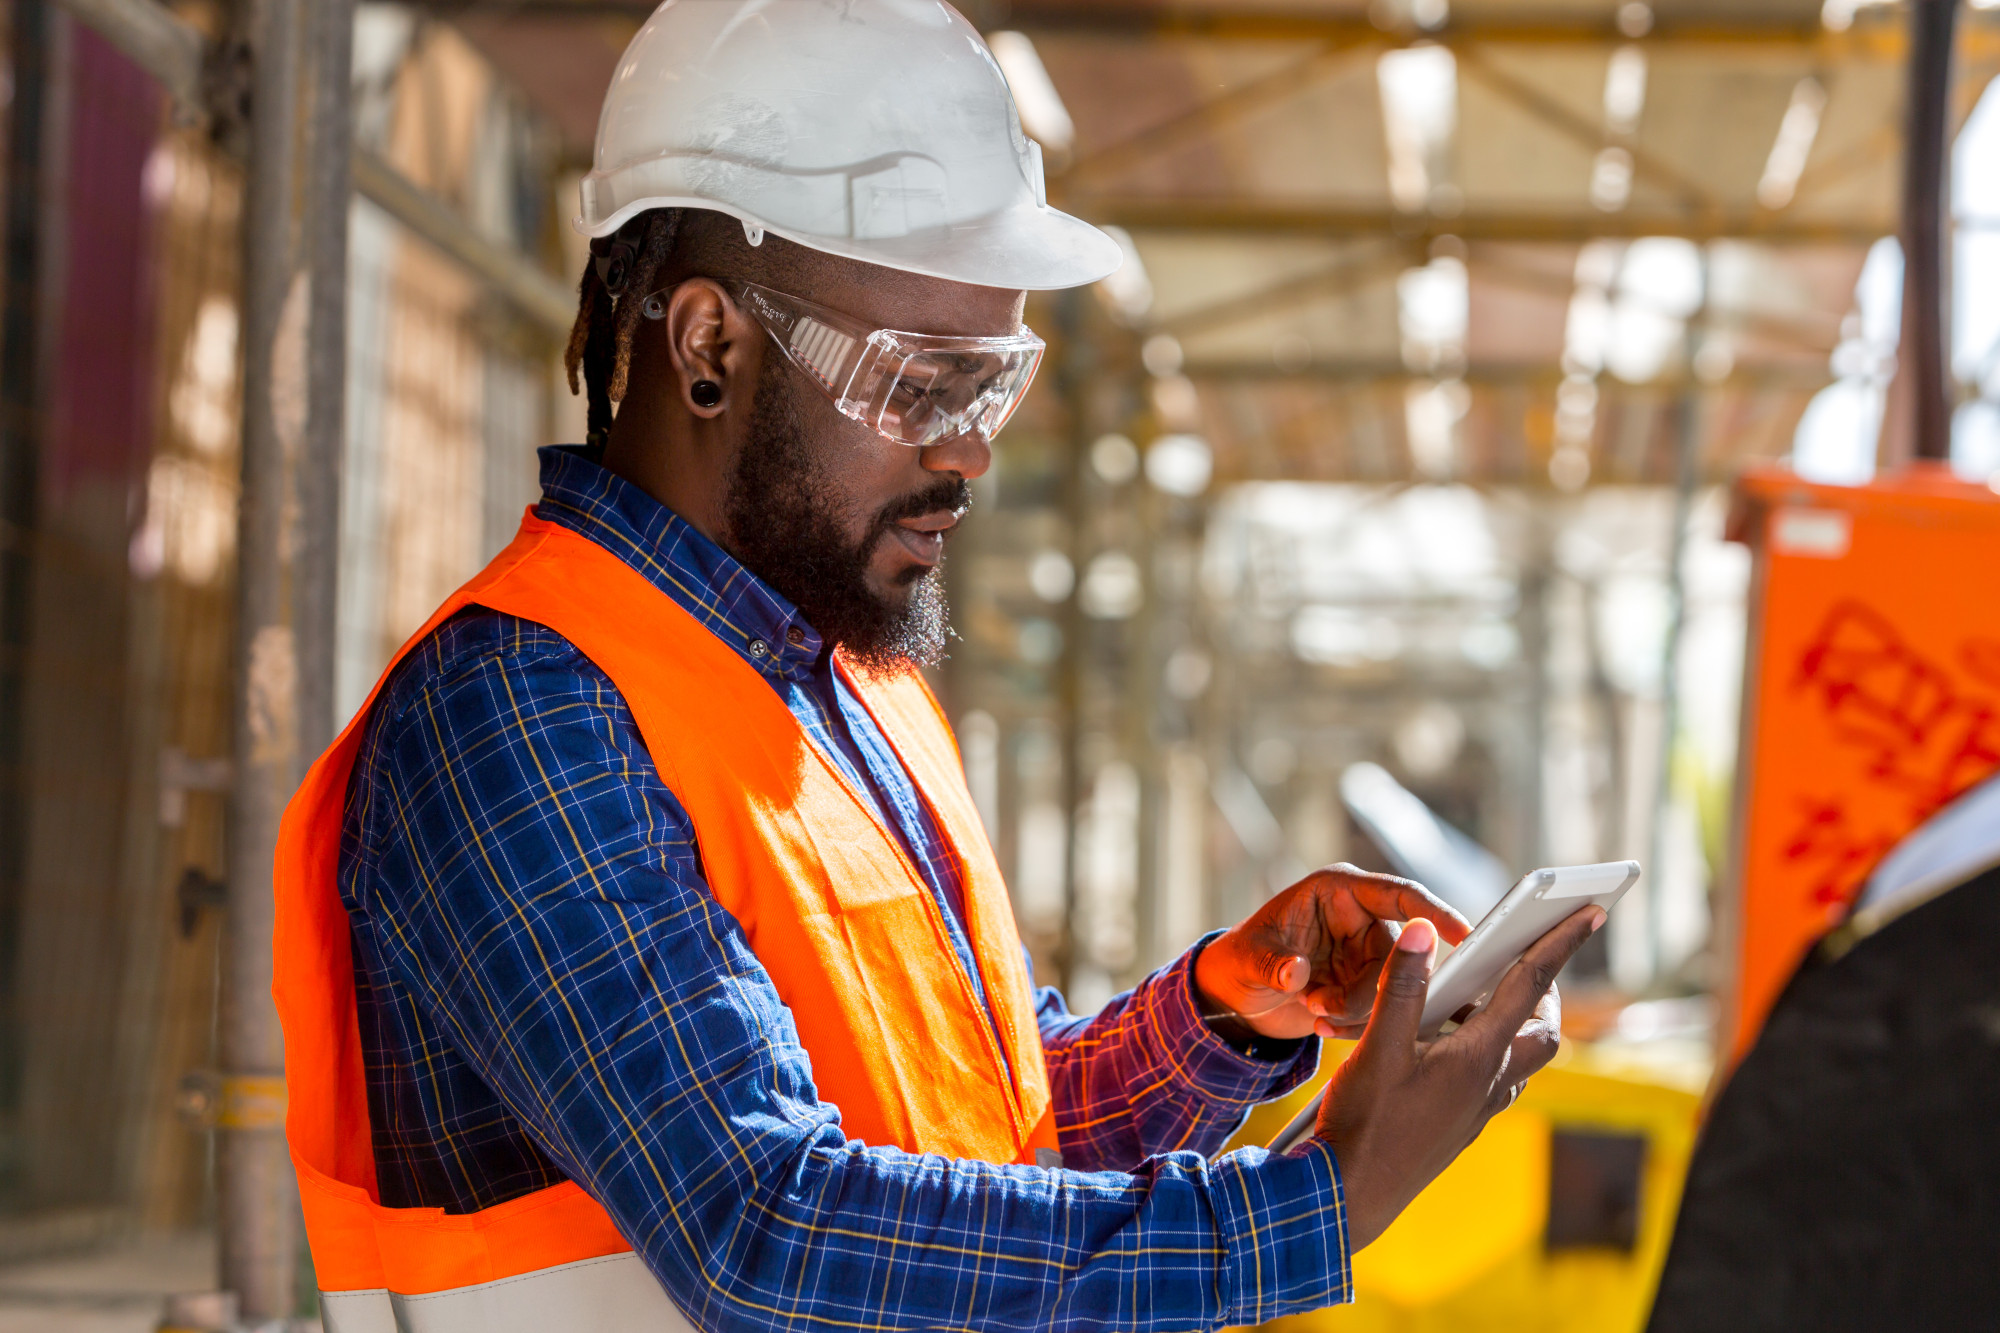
[1780,602,2000,913]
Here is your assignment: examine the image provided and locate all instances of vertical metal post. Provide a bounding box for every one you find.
[299,0,356,760]
[1056,287,1092,994]
[1649,367,1701,987]
[0,0,51,1189]
[1900,0,1958,462]
[1517,544,1550,870]
[222,0,303,1312]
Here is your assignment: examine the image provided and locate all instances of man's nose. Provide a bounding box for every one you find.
[920,428,991,480]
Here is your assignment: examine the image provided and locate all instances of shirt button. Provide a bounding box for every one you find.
[785,626,806,647]
[748,638,770,659]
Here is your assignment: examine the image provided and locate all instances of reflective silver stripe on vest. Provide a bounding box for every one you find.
[320,1252,697,1333]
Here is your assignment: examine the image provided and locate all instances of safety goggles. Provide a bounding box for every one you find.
[643,279,1045,448]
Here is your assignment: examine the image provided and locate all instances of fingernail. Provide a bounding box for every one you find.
[1589,908,1607,933]
[1399,918,1437,952]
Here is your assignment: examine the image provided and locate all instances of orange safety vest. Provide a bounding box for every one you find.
[274,512,1057,1333]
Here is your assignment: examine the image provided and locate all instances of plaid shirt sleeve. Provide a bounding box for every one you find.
[1035,945,1322,1173]
[344,616,1353,1331]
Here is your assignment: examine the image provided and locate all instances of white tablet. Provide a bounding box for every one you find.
[1267,860,1640,1154]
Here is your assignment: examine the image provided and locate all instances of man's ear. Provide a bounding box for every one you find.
[660,279,750,420]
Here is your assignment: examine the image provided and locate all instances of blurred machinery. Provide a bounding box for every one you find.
[1716,462,2000,1064]
[1341,760,1513,921]
[1229,1038,1704,1333]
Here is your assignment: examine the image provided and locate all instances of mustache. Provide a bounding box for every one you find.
[870,477,974,533]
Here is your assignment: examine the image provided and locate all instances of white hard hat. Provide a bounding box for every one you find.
[578,0,1123,291]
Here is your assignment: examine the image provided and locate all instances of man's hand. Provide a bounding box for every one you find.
[1314,907,1604,1250]
[1193,864,1472,1041]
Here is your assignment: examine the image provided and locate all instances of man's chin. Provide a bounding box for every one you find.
[840,566,950,673]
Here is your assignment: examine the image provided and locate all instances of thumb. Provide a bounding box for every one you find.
[1258,950,1310,997]
[1354,918,1436,1068]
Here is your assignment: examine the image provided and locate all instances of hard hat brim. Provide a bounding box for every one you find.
[576,196,1124,293]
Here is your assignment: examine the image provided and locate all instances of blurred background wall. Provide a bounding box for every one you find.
[0,3,567,1245]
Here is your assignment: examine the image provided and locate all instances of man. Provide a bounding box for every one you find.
[273,4,1601,1330]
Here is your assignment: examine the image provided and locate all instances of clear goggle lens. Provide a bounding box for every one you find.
[643,280,1045,448]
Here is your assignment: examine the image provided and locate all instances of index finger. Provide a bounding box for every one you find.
[1454,905,1602,1054]
[1331,868,1473,946]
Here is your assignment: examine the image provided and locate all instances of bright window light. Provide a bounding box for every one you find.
[1606,237,1702,384]
[1756,78,1827,210]
[1378,46,1458,214]
[1404,381,1467,480]
[1821,0,1896,31]
[1603,45,1648,137]
[1954,401,2000,484]
[1563,291,1611,377]
[1146,434,1214,497]
[1956,76,2000,472]
[1397,255,1469,372]
[988,31,1075,155]
[1562,242,1623,375]
[1410,0,1450,29]
[1855,234,1904,349]
[1093,225,1153,324]
[1590,146,1634,212]
[1791,236,1901,484]
[1793,379,1886,483]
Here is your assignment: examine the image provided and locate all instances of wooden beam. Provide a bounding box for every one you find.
[414,1,1889,47]
[351,147,575,334]
[1782,122,1899,211]
[1454,46,1719,218]
[1158,240,1418,335]
[1065,40,1379,186]
[1469,251,1842,357]
[55,0,205,115]
[1075,197,1891,243]
[996,5,1990,56]
[1182,360,1832,391]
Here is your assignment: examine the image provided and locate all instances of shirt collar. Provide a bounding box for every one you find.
[531,445,825,681]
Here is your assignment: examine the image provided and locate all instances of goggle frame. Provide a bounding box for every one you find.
[639,279,1046,449]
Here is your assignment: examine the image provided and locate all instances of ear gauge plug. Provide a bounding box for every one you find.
[690,379,722,409]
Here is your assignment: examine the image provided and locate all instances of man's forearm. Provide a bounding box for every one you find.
[578,1099,1353,1333]
[1036,938,1320,1172]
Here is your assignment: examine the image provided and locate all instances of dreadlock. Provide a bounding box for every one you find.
[564,208,688,452]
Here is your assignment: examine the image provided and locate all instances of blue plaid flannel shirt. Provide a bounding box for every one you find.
[337,446,1350,1330]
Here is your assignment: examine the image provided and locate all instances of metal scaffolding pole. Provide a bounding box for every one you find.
[1649,381,1702,989]
[300,0,357,762]
[1055,288,1091,995]
[0,0,52,1179]
[1900,0,1959,462]
[222,0,303,1311]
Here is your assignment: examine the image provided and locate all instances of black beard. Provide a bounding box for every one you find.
[721,370,967,671]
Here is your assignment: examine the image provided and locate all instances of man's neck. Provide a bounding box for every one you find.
[599,423,734,554]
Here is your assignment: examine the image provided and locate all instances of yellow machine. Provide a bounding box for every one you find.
[1230,1042,1703,1333]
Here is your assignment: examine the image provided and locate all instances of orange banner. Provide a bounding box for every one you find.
[1722,463,2000,1065]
